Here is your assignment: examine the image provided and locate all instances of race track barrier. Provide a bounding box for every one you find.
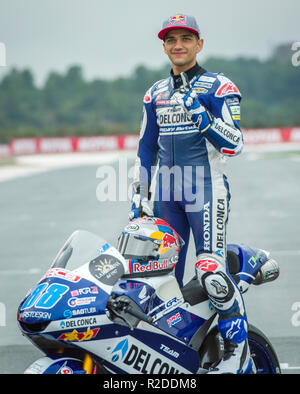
[1,127,300,156]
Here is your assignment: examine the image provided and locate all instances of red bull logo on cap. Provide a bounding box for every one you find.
[168,14,187,26]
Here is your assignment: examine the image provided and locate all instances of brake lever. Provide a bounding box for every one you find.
[125,304,153,324]
[107,298,135,330]
[107,297,153,325]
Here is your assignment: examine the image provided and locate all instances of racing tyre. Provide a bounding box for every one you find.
[198,323,281,374]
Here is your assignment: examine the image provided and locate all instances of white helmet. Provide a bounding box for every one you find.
[117,217,184,276]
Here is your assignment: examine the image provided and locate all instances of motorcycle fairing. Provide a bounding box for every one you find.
[37,321,200,374]
[76,327,200,374]
[111,279,155,313]
[18,274,109,327]
[24,354,84,374]
[111,274,214,344]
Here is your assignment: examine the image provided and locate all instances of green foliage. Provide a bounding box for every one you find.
[203,56,300,128]
[0,46,299,141]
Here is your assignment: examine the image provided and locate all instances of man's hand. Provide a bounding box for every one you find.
[129,193,154,220]
[171,88,214,133]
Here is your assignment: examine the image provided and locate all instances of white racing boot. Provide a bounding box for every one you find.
[208,338,253,374]
[208,314,254,374]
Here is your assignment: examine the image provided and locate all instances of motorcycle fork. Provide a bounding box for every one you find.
[83,353,93,374]
[56,348,94,374]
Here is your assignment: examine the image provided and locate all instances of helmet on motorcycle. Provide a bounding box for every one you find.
[117,217,184,276]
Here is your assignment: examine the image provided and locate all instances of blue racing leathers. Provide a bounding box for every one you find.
[132,63,243,295]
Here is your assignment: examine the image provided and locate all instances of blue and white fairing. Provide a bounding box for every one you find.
[101,273,211,374]
[24,355,85,374]
[111,274,213,343]
[18,230,128,336]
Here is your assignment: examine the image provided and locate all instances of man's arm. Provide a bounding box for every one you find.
[175,75,243,157]
[129,87,159,219]
[201,94,243,156]
[133,87,160,196]
[201,75,243,156]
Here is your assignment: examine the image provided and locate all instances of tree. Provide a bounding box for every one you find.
[0,43,299,141]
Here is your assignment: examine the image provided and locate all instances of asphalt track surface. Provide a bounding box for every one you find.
[0,150,299,374]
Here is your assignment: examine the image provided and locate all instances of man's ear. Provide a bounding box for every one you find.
[197,38,204,54]
[163,41,167,54]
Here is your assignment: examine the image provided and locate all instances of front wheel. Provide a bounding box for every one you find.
[198,323,281,374]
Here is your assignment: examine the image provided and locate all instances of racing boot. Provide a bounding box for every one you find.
[208,314,254,374]
[195,254,254,373]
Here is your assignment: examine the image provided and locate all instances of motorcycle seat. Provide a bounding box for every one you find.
[181,276,208,306]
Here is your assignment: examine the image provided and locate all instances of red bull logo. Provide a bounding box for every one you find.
[162,233,177,248]
[129,259,169,274]
[168,14,187,26]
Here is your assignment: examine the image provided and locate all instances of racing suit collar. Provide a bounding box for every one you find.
[171,63,206,89]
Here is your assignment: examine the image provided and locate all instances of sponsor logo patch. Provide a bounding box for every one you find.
[167,312,182,327]
[216,82,240,97]
[89,254,124,285]
[196,259,218,272]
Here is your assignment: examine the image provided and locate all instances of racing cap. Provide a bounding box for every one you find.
[158,14,200,41]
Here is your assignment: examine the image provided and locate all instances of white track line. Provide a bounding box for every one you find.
[0,151,136,182]
[280,363,300,370]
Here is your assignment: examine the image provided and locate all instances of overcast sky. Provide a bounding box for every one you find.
[0,0,299,85]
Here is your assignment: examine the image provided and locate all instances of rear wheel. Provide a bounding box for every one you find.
[198,324,281,374]
[247,324,281,374]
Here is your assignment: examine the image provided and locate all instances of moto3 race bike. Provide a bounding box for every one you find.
[17,220,281,374]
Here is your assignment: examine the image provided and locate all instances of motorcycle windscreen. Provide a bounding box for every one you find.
[50,230,128,287]
[51,230,107,271]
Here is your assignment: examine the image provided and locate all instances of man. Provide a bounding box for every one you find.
[129,14,252,374]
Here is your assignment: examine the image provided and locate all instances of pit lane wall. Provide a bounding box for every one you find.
[1,128,300,156]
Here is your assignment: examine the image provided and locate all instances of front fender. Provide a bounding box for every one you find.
[24,354,84,374]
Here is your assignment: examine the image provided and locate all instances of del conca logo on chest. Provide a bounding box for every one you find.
[156,106,192,127]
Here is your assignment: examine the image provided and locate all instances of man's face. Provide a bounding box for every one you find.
[163,29,203,70]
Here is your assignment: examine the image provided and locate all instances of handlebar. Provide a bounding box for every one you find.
[125,303,153,324]
[107,297,153,325]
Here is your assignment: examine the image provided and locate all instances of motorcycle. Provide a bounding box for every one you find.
[17,226,281,374]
